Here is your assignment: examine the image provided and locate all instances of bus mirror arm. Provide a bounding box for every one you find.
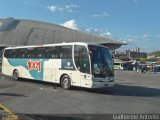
[81,51,92,55]
[77,67,81,70]
[88,51,92,55]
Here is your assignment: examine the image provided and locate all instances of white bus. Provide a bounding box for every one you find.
[2,42,114,89]
[114,62,123,70]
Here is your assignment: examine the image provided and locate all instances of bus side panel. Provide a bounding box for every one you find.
[80,73,92,88]
[54,59,84,86]
[56,70,82,86]
[2,58,34,79]
[2,57,15,76]
[2,58,51,81]
[43,59,61,82]
[70,71,81,86]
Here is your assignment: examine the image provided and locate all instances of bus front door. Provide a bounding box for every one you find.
[80,54,91,88]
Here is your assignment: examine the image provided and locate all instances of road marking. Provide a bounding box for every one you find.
[0,104,19,120]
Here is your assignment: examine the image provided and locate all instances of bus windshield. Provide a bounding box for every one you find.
[88,45,114,78]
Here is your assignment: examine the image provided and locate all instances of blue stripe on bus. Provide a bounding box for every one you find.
[8,58,49,80]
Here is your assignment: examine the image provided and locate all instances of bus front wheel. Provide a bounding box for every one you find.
[13,70,19,81]
[60,75,71,90]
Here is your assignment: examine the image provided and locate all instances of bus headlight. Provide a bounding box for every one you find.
[108,77,114,82]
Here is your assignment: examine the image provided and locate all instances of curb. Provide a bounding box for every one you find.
[0,104,19,120]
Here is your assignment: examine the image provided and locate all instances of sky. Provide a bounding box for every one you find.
[0,0,160,53]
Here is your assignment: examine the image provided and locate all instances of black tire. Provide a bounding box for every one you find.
[60,75,71,90]
[13,70,19,81]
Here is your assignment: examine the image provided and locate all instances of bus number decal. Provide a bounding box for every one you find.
[27,59,41,72]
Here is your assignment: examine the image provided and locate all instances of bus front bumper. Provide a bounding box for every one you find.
[91,77,115,88]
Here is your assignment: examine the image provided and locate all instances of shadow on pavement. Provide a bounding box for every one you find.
[0,93,28,97]
[7,77,160,97]
[71,84,160,97]
[17,114,111,120]
[17,78,61,89]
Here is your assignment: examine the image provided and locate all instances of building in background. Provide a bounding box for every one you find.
[113,47,147,60]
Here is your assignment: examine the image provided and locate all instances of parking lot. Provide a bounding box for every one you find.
[0,70,160,119]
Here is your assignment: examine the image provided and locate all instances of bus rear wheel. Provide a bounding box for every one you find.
[13,70,19,81]
[60,75,71,90]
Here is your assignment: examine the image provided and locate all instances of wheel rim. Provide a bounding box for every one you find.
[13,71,18,80]
[63,78,69,88]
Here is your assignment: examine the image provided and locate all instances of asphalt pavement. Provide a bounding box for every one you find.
[0,70,160,120]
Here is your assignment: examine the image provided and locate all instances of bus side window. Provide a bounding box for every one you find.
[17,49,25,58]
[55,46,61,59]
[61,46,72,59]
[74,45,81,70]
[4,50,11,58]
[16,49,20,58]
[74,45,90,73]
[80,53,90,74]
[27,48,35,58]
[44,48,50,58]
[11,49,17,58]
[35,47,47,58]
[48,47,56,59]
[23,49,28,58]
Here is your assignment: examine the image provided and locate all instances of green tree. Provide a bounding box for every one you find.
[156,60,160,65]
[140,58,147,63]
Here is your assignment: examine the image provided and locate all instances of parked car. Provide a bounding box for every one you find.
[155,65,160,72]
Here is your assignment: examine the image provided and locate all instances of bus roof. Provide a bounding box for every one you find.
[4,42,109,50]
